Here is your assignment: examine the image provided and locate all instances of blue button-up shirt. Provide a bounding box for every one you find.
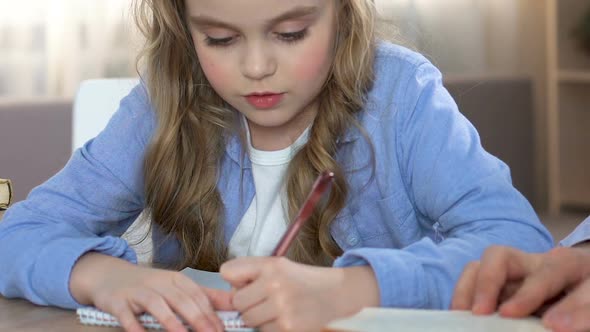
[0,42,553,310]
[561,216,590,246]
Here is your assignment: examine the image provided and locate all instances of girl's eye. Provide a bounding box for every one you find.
[205,36,234,47]
[276,29,308,43]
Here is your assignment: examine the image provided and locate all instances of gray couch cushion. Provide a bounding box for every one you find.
[0,99,72,202]
[445,78,535,204]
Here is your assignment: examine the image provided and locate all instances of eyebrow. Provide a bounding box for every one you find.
[188,5,319,30]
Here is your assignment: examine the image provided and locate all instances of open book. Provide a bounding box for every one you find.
[324,307,550,332]
[77,268,254,331]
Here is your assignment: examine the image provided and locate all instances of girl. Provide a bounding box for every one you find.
[0,1,553,332]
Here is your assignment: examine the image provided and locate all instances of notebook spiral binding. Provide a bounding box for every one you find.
[77,307,248,330]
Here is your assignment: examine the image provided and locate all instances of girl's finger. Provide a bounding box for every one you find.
[177,275,230,330]
[158,284,221,332]
[133,290,188,332]
[232,276,270,313]
[239,297,277,328]
[107,299,146,332]
[183,285,224,332]
[220,257,267,287]
[258,320,280,332]
[173,277,225,332]
[202,287,235,310]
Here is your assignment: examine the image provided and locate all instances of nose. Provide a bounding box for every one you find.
[240,41,276,81]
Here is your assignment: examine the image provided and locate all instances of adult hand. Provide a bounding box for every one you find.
[220,257,380,332]
[451,245,590,332]
[70,252,233,332]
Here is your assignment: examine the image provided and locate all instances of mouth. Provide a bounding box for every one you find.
[244,92,285,110]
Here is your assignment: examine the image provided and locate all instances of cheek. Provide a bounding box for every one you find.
[195,47,231,92]
[292,43,333,82]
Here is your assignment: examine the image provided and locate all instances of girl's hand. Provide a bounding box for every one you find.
[70,252,233,332]
[220,257,380,332]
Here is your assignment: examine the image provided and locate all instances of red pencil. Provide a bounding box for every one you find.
[234,171,335,322]
[272,171,335,256]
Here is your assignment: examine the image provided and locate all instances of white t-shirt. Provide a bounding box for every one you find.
[228,125,310,257]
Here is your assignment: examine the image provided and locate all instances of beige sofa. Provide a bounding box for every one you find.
[0,78,536,207]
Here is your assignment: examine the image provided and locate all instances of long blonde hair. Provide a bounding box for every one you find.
[134,0,376,271]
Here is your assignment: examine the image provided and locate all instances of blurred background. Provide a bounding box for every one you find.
[0,0,588,241]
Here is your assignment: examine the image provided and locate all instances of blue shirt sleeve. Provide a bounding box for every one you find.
[560,215,590,246]
[335,61,554,309]
[0,84,154,309]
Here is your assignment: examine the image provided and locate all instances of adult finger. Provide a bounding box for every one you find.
[472,247,534,315]
[498,280,522,304]
[451,261,480,310]
[543,280,590,329]
[544,303,590,332]
[500,250,582,317]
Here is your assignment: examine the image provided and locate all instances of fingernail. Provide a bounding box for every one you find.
[473,302,485,314]
[499,300,517,315]
[473,294,488,313]
[545,312,571,329]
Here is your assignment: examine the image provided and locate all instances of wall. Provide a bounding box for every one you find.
[375,0,550,210]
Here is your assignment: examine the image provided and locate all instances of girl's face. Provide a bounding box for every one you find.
[186,0,337,150]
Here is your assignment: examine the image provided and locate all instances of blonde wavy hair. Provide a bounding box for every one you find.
[133,0,376,271]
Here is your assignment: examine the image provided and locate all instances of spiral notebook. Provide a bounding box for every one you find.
[77,268,254,331]
[77,307,254,331]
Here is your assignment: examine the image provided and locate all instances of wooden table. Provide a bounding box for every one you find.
[0,296,349,332]
[0,295,123,331]
[0,295,356,331]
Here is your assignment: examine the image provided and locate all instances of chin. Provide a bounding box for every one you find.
[245,110,298,128]
[249,116,293,129]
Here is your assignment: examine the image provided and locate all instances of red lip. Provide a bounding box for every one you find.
[245,92,285,110]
